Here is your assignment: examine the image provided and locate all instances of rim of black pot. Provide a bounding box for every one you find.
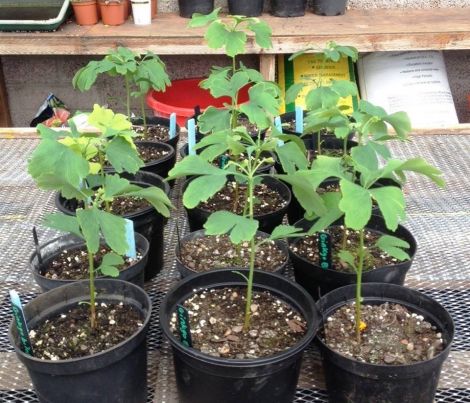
[315,282,455,369]
[29,233,149,285]
[56,171,170,220]
[288,216,417,277]
[9,278,152,364]
[174,229,289,275]
[135,140,176,166]
[131,116,181,135]
[160,269,318,367]
[182,175,292,220]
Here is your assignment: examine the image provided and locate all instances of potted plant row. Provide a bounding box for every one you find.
[10,104,173,402]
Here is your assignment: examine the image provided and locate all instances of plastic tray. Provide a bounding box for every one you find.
[0,0,71,32]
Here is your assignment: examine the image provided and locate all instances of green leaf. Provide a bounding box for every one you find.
[376,235,410,261]
[331,80,358,98]
[97,252,124,277]
[103,175,137,199]
[335,45,359,61]
[306,192,343,233]
[269,225,303,240]
[337,250,357,271]
[188,8,220,27]
[396,158,445,188]
[123,186,173,218]
[43,213,83,239]
[72,59,116,91]
[309,156,350,185]
[198,107,231,134]
[285,83,305,105]
[369,186,406,231]
[305,87,340,110]
[106,136,143,174]
[183,176,227,209]
[383,111,411,140]
[275,141,308,175]
[339,180,372,230]
[200,67,232,98]
[240,82,281,129]
[204,211,258,244]
[359,100,387,118]
[248,20,272,49]
[76,208,100,254]
[225,30,248,57]
[168,155,229,179]
[95,209,128,255]
[351,143,379,172]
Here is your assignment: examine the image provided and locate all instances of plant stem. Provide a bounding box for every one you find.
[243,172,255,331]
[317,132,321,156]
[355,229,364,343]
[125,75,131,120]
[88,248,97,330]
[98,152,110,212]
[141,96,147,137]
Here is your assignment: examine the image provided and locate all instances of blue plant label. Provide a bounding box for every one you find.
[274,116,284,146]
[219,155,229,169]
[124,219,137,259]
[9,290,33,356]
[295,106,303,134]
[169,112,177,139]
[318,232,332,270]
[187,118,196,156]
[176,304,192,348]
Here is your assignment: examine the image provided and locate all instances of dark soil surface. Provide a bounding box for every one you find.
[109,196,151,215]
[29,302,144,360]
[134,123,171,142]
[171,287,307,359]
[179,235,287,273]
[199,181,287,215]
[237,116,260,137]
[136,144,171,164]
[322,302,445,365]
[290,226,404,273]
[43,245,142,280]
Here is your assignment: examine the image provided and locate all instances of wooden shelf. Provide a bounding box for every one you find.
[0,9,469,56]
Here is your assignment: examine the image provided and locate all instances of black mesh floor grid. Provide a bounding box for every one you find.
[146,289,167,351]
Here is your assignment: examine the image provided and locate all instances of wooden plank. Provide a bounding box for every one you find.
[0,9,470,55]
[0,58,11,127]
[259,54,276,81]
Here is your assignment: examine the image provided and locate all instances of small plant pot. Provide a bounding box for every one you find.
[289,215,417,300]
[316,282,454,403]
[312,0,347,16]
[9,279,151,403]
[183,175,291,234]
[175,229,289,278]
[131,116,181,149]
[178,0,214,18]
[30,233,149,292]
[98,0,126,25]
[228,0,263,17]
[131,0,151,25]
[135,140,176,181]
[55,171,170,281]
[72,0,99,25]
[159,269,320,403]
[270,0,306,17]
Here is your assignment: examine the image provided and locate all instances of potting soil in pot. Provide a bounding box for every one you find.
[291,226,406,273]
[134,123,172,142]
[179,235,286,272]
[322,302,445,365]
[199,181,287,215]
[170,287,307,359]
[74,196,151,216]
[43,245,143,280]
[29,302,144,360]
[137,143,172,163]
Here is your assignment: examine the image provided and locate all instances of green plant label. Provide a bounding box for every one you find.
[318,232,331,270]
[176,304,192,348]
[9,290,33,356]
[219,155,229,169]
[124,219,137,259]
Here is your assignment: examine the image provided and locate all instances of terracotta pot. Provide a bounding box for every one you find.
[151,0,157,18]
[72,0,99,25]
[98,0,126,25]
[123,0,131,16]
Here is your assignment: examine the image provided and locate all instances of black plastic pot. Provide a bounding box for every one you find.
[312,0,347,16]
[179,143,274,176]
[289,215,417,300]
[183,175,291,233]
[30,233,149,292]
[135,140,176,181]
[9,279,152,403]
[270,0,306,17]
[228,0,263,17]
[175,229,289,278]
[55,171,170,281]
[131,116,180,149]
[159,269,320,403]
[316,282,454,403]
[178,0,214,18]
